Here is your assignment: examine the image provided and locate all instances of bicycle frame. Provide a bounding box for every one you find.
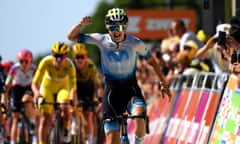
[40,99,71,144]
[72,106,84,144]
[114,114,149,144]
[50,101,62,144]
[72,100,100,144]
[8,100,35,144]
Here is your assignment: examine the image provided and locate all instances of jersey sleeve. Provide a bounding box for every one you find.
[67,59,77,91]
[78,33,103,46]
[135,39,151,59]
[5,65,15,86]
[32,57,47,84]
[91,64,101,86]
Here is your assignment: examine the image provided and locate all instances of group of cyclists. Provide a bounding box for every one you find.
[0,41,103,144]
[0,7,172,144]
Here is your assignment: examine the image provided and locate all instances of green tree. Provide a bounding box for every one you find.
[80,0,202,67]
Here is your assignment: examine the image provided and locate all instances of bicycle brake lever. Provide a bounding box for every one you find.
[37,97,45,105]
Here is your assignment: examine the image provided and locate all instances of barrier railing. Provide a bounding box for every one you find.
[128,72,230,144]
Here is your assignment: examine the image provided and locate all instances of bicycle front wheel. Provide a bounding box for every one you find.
[75,116,84,144]
[49,118,61,144]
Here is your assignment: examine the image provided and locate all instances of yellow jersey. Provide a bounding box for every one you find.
[33,55,77,98]
[74,59,101,86]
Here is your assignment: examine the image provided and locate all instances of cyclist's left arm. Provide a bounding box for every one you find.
[135,40,172,101]
[68,59,77,105]
[146,56,172,101]
[32,58,47,102]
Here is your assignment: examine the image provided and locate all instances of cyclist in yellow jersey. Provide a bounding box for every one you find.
[31,41,77,144]
[72,43,102,144]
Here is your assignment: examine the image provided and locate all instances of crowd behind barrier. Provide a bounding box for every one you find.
[126,72,240,144]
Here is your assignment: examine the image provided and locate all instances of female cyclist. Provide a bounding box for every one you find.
[67,8,171,144]
[31,41,77,144]
[4,49,37,144]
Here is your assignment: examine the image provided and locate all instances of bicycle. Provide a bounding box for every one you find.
[106,113,150,144]
[38,96,72,144]
[72,100,102,144]
[8,100,37,144]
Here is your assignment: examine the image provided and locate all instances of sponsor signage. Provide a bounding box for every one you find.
[126,9,196,39]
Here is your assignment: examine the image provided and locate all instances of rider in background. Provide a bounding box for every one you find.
[67,8,171,144]
[31,42,77,144]
[4,49,37,144]
[72,43,102,144]
[0,55,8,142]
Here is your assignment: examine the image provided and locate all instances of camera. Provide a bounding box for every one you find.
[217,31,226,47]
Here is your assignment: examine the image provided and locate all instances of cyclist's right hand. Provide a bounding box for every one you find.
[33,92,42,105]
[37,97,45,105]
[79,16,93,26]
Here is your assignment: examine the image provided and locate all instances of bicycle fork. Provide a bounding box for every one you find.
[120,120,130,144]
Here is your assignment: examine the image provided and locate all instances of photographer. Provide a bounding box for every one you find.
[195,24,231,73]
[228,23,240,74]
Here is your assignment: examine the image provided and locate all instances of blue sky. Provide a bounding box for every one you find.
[0,0,100,62]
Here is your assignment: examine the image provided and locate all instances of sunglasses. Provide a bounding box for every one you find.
[19,59,29,64]
[106,25,127,32]
[231,52,240,64]
[75,55,86,60]
[53,54,67,59]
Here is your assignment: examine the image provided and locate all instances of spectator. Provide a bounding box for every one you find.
[195,24,231,73]
[170,19,204,51]
[160,28,179,54]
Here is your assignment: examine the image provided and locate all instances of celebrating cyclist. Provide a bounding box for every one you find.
[72,43,102,144]
[31,42,77,144]
[4,49,37,144]
[67,8,171,144]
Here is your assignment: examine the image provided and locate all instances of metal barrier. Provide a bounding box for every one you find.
[129,72,229,144]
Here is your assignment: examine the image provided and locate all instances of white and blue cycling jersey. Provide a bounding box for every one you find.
[78,33,151,80]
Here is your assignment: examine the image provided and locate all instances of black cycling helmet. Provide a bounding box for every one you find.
[105,8,128,25]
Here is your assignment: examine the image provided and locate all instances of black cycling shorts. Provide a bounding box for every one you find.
[102,77,146,120]
[9,85,33,112]
[76,80,95,111]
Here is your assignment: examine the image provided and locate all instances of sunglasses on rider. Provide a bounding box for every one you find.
[75,55,86,60]
[106,25,127,32]
[19,59,29,64]
[53,53,67,59]
[231,52,240,64]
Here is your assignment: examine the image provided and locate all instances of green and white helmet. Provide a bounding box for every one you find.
[105,8,128,25]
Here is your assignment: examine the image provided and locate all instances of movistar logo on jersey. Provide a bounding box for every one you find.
[107,50,129,62]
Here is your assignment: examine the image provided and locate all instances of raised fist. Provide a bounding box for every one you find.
[80,16,93,26]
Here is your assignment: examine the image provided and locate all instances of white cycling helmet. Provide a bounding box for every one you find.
[105,8,128,25]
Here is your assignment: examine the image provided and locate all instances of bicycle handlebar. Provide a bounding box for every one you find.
[37,97,71,106]
[107,114,150,134]
[77,100,100,107]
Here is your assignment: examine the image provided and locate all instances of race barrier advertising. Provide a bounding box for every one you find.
[127,72,232,144]
[209,74,240,143]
